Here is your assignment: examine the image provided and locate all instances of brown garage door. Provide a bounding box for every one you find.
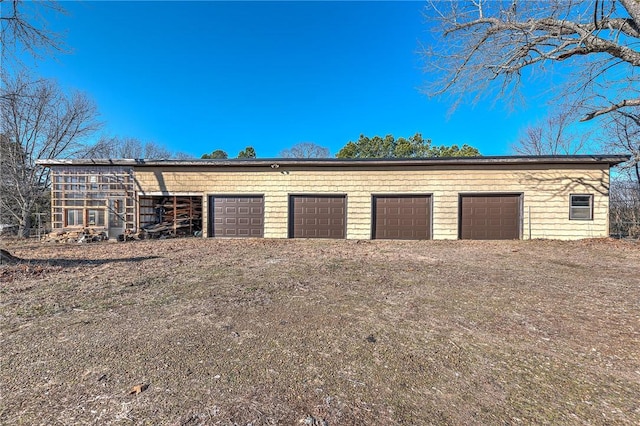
[209,196,264,237]
[373,195,431,240]
[460,194,521,240]
[290,195,346,238]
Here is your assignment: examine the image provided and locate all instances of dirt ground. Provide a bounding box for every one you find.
[1,238,639,425]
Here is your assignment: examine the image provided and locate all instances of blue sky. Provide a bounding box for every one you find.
[26,1,556,158]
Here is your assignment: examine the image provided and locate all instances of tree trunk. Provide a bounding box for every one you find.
[0,248,21,264]
[18,206,32,239]
[620,0,640,26]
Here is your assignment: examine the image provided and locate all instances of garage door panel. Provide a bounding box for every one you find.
[290,196,346,239]
[460,195,520,240]
[209,196,264,238]
[373,195,431,240]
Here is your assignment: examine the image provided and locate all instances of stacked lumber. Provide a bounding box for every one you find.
[143,218,193,234]
[141,197,202,238]
[45,228,109,243]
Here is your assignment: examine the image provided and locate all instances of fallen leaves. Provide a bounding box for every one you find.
[2,238,640,425]
[0,263,60,284]
[128,383,149,395]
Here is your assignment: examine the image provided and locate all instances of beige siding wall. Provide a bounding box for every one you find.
[134,163,610,240]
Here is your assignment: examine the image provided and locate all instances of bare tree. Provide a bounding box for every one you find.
[601,108,640,192]
[174,151,195,160]
[86,136,173,159]
[1,1,69,250]
[513,105,591,155]
[279,142,330,158]
[598,108,640,238]
[0,73,100,237]
[421,0,640,122]
[0,0,67,66]
[610,176,640,238]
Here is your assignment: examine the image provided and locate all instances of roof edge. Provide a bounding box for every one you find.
[36,154,631,168]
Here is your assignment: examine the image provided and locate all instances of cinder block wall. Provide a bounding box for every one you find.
[133,163,610,240]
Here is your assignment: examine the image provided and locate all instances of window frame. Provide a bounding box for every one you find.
[569,194,594,221]
[87,209,106,226]
[65,209,84,227]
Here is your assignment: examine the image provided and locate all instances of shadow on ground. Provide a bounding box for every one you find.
[1,256,162,267]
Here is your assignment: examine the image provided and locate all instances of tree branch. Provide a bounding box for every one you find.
[580,99,640,121]
[423,0,640,122]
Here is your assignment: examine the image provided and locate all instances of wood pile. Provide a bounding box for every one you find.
[45,228,109,243]
[141,198,202,239]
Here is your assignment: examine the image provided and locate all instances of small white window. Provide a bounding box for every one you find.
[569,194,593,220]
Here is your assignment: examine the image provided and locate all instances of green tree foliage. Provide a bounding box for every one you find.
[432,144,482,157]
[201,149,228,159]
[237,146,256,158]
[336,133,480,158]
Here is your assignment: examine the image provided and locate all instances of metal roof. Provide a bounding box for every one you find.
[37,154,630,168]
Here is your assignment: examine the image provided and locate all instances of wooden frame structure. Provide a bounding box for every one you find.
[50,166,136,238]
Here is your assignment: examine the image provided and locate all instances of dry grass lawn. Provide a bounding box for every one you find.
[1,238,639,425]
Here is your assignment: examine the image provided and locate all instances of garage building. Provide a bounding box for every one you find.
[39,155,628,240]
